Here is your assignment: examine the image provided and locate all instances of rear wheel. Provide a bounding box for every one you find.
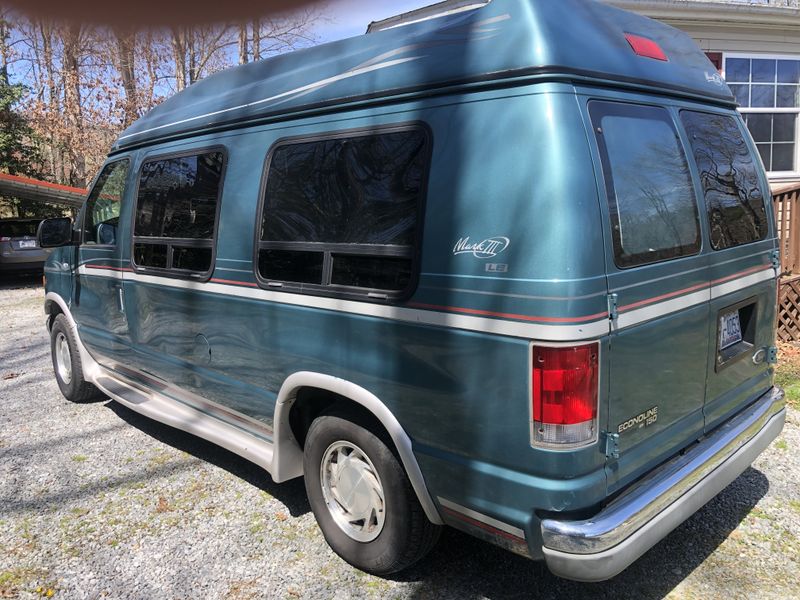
[50,313,103,402]
[303,414,440,575]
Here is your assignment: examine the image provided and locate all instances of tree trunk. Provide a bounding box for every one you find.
[142,30,158,111]
[253,19,260,61]
[62,23,86,187]
[171,27,186,91]
[238,23,248,64]
[188,31,198,85]
[0,16,9,85]
[38,21,61,181]
[115,28,139,127]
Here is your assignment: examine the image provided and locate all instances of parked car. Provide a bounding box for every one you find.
[0,218,52,274]
[37,0,785,582]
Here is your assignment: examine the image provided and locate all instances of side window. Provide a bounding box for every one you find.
[590,102,701,268]
[680,111,769,250]
[83,160,130,245]
[133,150,225,277]
[257,127,430,298]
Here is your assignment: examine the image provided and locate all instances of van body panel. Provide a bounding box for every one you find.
[577,86,779,492]
[704,241,777,431]
[118,86,611,487]
[72,158,136,366]
[579,90,711,489]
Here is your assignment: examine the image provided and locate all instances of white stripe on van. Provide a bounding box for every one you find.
[76,265,774,341]
[710,267,774,299]
[616,287,711,330]
[77,265,609,341]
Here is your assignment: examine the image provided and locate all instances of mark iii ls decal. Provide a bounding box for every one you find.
[618,406,658,433]
[453,236,510,259]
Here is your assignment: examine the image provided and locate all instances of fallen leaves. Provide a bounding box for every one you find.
[155,497,172,513]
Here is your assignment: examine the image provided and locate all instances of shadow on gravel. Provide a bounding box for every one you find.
[1,353,51,376]
[0,272,42,290]
[393,467,769,600]
[93,398,768,600]
[105,400,311,518]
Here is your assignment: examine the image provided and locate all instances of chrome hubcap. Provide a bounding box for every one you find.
[320,441,385,542]
[55,332,72,385]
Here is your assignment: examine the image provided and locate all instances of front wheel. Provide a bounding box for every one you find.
[303,414,440,575]
[50,313,103,402]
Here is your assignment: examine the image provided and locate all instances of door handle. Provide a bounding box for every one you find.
[118,287,125,312]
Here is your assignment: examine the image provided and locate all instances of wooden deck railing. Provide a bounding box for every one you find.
[773,181,800,277]
[773,182,800,341]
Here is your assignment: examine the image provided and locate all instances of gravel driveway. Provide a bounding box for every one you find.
[1,275,799,600]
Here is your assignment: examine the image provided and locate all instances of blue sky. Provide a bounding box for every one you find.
[311,0,436,43]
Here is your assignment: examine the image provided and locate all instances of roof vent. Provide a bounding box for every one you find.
[367,0,491,33]
[624,33,668,62]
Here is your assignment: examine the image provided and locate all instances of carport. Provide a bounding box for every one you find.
[0,172,86,217]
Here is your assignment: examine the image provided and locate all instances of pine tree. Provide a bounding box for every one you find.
[0,18,41,178]
[0,77,41,178]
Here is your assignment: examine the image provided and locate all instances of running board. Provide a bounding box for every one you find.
[93,372,275,474]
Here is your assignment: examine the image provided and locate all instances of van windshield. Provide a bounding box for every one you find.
[680,111,769,250]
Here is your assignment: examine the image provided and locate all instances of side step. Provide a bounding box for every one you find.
[93,373,275,474]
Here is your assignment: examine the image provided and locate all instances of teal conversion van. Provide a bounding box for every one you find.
[38,0,786,581]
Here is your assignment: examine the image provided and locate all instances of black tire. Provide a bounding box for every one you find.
[303,414,440,575]
[50,313,103,402]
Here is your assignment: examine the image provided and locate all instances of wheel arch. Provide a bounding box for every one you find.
[44,292,102,382]
[272,371,442,525]
[44,293,64,331]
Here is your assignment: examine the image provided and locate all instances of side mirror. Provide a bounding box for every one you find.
[96,222,116,245]
[37,218,74,248]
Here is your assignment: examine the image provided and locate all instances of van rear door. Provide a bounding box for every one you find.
[587,99,710,493]
[679,110,777,432]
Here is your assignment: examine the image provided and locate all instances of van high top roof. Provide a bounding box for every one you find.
[113,0,733,153]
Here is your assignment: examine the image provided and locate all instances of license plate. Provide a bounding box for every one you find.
[719,310,743,350]
[18,240,36,249]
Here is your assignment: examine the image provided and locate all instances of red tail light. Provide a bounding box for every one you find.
[624,33,668,62]
[531,343,599,447]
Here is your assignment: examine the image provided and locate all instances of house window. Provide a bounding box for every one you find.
[725,55,800,174]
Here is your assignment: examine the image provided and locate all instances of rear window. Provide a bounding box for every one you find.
[133,150,225,277]
[680,111,769,250]
[257,126,429,298]
[590,101,701,268]
[0,221,39,238]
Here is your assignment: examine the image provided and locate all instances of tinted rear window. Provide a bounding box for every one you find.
[262,131,424,246]
[135,152,224,240]
[133,150,225,276]
[590,102,701,268]
[680,111,769,250]
[257,127,429,298]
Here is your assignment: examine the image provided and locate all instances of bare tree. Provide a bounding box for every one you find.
[114,27,138,127]
[2,7,322,186]
[61,22,86,185]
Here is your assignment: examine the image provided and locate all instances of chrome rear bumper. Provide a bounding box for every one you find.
[541,386,785,582]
